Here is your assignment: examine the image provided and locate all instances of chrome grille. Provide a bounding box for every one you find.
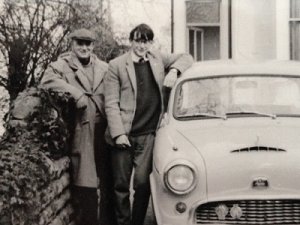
[231,146,286,153]
[195,200,300,224]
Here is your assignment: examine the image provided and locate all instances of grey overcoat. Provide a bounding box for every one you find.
[41,52,108,188]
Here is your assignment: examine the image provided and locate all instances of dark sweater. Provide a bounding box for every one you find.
[130,61,161,136]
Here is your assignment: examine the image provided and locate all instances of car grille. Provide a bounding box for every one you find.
[195,200,300,224]
[231,146,286,153]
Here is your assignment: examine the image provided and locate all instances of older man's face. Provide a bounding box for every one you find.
[72,39,94,59]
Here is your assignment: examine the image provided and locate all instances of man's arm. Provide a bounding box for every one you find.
[41,62,88,109]
[161,52,194,74]
[161,52,194,88]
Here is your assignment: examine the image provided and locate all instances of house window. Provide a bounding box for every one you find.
[186,0,222,61]
[189,28,203,61]
[290,0,300,60]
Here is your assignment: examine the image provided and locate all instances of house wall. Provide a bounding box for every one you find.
[173,0,187,53]
[173,0,291,60]
[231,0,276,60]
[275,0,289,60]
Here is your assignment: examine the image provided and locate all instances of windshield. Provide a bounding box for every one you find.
[174,75,300,119]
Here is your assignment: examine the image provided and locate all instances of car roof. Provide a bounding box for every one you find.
[181,59,300,80]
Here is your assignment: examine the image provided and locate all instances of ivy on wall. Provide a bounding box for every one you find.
[0,88,73,225]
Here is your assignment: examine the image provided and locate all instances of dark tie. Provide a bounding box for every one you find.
[139,58,145,63]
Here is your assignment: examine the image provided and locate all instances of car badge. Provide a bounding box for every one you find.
[253,177,269,188]
[230,204,243,219]
[215,204,228,220]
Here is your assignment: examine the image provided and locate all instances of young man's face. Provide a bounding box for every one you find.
[131,32,152,58]
[72,39,94,59]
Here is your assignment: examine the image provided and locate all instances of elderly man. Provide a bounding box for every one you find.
[104,23,193,225]
[41,28,114,225]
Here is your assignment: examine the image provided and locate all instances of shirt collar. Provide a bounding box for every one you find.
[131,51,149,63]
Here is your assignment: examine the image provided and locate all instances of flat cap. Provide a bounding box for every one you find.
[68,28,96,41]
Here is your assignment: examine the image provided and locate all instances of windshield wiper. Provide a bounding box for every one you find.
[177,112,227,120]
[226,111,276,119]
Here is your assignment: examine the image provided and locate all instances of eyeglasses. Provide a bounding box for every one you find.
[75,39,93,46]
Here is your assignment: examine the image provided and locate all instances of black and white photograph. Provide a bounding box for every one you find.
[1,1,300,225]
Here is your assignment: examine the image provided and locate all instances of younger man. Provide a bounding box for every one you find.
[104,23,193,225]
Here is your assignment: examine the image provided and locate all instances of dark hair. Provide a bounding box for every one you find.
[129,23,154,42]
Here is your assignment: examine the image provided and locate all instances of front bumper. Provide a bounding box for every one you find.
[151,169,300,225]
[195,199,300,224]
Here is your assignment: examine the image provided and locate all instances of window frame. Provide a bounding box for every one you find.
[185,0,231,61]
[187,26,204,61]
[289,0,300,60]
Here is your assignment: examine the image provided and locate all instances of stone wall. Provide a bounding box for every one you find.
[0,86,9,136]
[0,88,73,225]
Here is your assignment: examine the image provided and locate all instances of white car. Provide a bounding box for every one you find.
[150,60,300,225]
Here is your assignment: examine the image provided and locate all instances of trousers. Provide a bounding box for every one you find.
[109,133,155,225]
[71,186,98,225]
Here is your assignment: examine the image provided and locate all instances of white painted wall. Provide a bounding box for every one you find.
[220,0,230,59]
[231,0,276,60]
[173,0,187,53]
[275,0,289,60]
[229,0,291,60]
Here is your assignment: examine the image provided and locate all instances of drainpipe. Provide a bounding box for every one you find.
[171,0,174,53]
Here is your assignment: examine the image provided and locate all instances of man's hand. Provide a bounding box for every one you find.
[115,134,131,149]
[164,69,178,88]
[76,95,88,109]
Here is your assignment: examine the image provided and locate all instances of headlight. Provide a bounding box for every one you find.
[164,164,196,194]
